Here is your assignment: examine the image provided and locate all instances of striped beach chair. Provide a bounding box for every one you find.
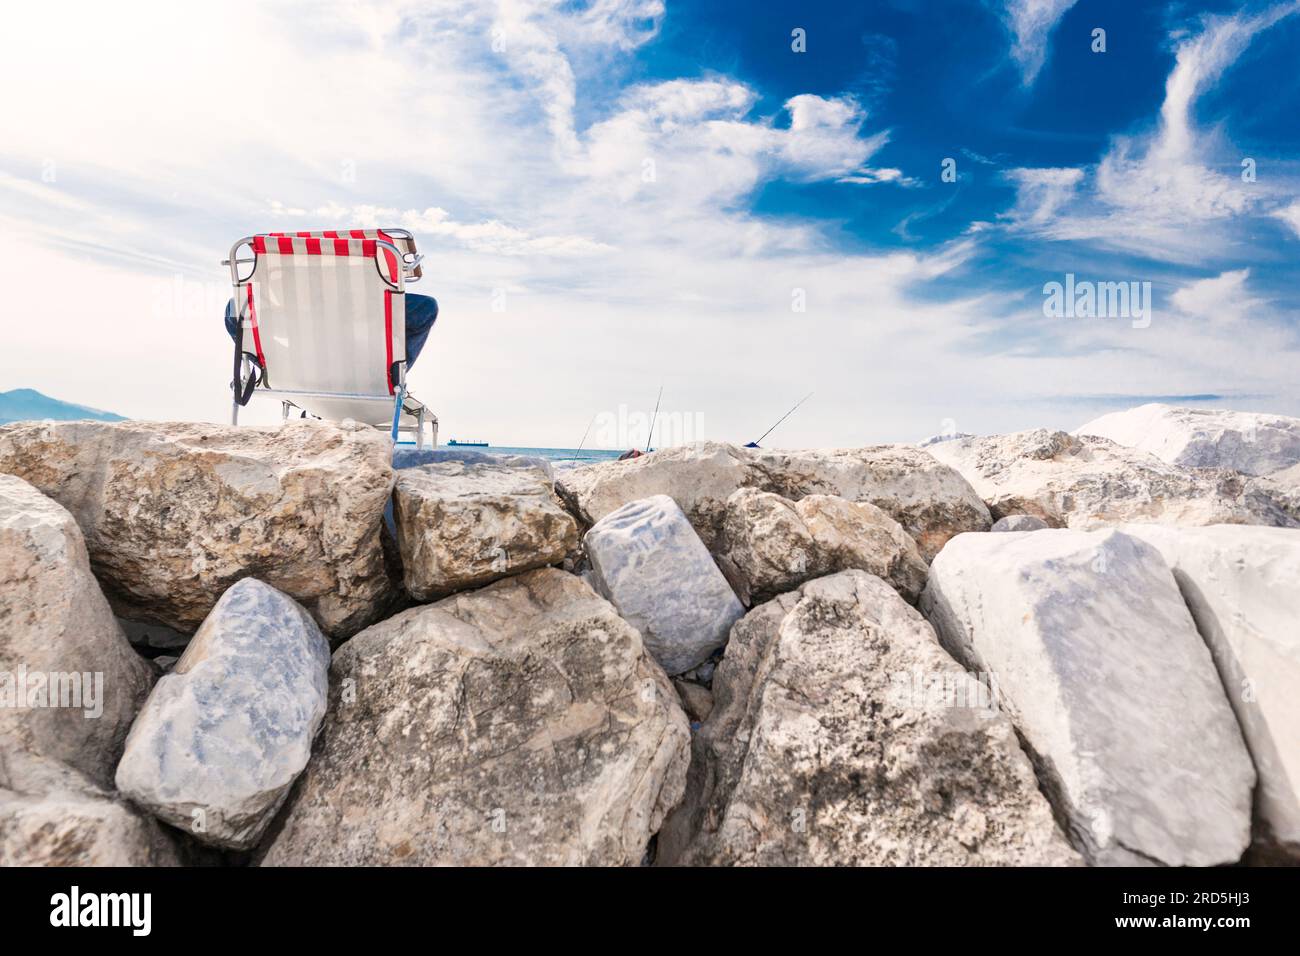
[224,229,436,448]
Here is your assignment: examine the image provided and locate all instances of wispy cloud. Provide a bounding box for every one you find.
[1000,0,1079,84]
[999,2,1300,262]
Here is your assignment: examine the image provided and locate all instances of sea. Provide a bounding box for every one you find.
[395,443,625,468]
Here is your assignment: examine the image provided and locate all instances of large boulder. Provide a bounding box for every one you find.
[921,528,1256,866]
[585,495,744,675]
[0,475,153,787]
[0,419,395,639]
[1076,403,1300,476]
[114,579,330,850]
[392,451,578,600]
[556,441,989,562]
[1121,524,1300,860]
[716,489,928,605]
[657,571,1079,866]
[927,429,1294,530]
[0,746,180,866]
[259,569,689,866]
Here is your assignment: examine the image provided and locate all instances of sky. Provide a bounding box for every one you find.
[1,0,1298,447]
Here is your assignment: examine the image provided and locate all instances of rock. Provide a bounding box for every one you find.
[990,514,1048,532]
[1121,524,1300,860]
[0,746,180,866]
[392,451,578,601]
[556,441,989,562]
[114,579,330,851]
[584,495,744,675]
[673,680,714,724]
[657,571,1079,866]
[1076,403,1300,476]
[921,528,1256,866]
[716,489,928,605]
[1249,463,1300,526]
[117,617,191,652]
[259,569,690,866]
[0,475,154,787]
[0,419,395,639]
[927,429,1294,530]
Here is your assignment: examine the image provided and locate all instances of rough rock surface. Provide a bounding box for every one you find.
[392,451,578,600]
[991,514,1048,532]
[585,495,744,675]
[1249,463,1300,526]
[115,579,330,850]
[556,441,990,561]
[716,489,928,605]
[1122,524,1300,859]
[921,528,1256,866]
[0,419,395,638]
[0,475,154,787]
[1076,403,1300,476]
[927,429,1294,530]
[657,571,1079,866]
[0,746,180,866]
[673,680,714,724]
[260,569,689,866]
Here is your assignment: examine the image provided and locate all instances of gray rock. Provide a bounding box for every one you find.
[259,569,689,866]
[921,528,1256,866]
[392,451,578,600]
[585,495,744,675]
[657,571,1080,866]
[0,745,180,866]
[0,419,396,639]
[990,514,1049,532]
[0,475,154,787]
[115,579,330,850]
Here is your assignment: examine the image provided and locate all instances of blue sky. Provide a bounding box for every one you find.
[1,0,1298,446]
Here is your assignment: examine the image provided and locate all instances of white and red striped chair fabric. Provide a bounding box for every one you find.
[226,229,434,446]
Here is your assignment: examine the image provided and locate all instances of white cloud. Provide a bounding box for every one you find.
[1001,0,1079,84]
[1000,2,1300,261]
[1169,269,1261,324]
[1273,200,1300,239]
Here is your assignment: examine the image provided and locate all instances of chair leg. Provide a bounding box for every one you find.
[390,387,405,442]
[416,408,426,450]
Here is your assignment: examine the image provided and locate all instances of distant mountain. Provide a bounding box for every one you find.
[0,388,126,425]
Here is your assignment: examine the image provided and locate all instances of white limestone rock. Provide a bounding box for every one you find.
[921,528,1256,866]
[115,579,330,850]
[1076,403,1300,476]
[1122,524,1300,860]
[584,495,744,675]
[927,429,1293,530]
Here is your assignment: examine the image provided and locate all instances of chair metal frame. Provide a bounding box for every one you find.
[222,229,436,448]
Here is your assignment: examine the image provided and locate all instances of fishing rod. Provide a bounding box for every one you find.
[747,391,813,448]
[569,413,597,463]
[644,385,663,452]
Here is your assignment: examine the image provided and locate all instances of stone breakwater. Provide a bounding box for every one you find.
[0,404,1297,866]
